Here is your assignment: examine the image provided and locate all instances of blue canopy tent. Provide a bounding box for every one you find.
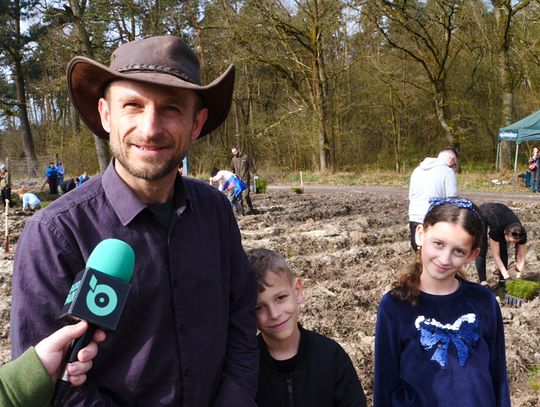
[497,110,540,178]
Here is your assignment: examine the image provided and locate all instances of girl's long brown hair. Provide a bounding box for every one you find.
[392,202,484,306]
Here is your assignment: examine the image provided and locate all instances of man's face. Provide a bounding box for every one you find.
[446,153,457,168]
[98,80,208,183]
[231,148,239,157]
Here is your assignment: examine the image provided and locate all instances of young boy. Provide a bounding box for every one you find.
[246,248,366,407]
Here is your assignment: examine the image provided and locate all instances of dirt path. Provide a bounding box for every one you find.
[269,183,540,202]
[0,185,539,405]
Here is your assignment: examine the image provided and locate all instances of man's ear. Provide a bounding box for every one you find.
[98,98,111,133]
[191,108,209,140]
[415,224,424,247]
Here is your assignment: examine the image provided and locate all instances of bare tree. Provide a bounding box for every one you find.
[372,0,465,148]
[491,0,533,172]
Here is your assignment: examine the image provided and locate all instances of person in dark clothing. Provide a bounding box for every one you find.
[246,248,366,407]
[60,178,76,194]
[11,36,258,406]
[528,147,539,192]
[230,146,255,214]
[45,162,59,195]
[475,202,527,285]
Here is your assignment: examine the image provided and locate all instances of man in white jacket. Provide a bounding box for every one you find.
[408,147,459,251]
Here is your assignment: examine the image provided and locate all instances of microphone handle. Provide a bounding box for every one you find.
[52,324,96,407]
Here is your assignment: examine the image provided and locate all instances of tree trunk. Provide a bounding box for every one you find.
[13,56,38,176]
[70,0,110,172]
[493,1,513,173]
[433,81,456,147]
[390,89,402,173]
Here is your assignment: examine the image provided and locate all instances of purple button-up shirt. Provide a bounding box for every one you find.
[10,161,258,406]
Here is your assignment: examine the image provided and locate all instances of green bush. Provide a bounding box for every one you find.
[505,279,540,300]
[255,177,267,193]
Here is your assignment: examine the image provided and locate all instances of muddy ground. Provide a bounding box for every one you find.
[1,186,539,405]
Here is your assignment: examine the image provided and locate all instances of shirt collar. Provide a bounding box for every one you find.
[102,159,191,226]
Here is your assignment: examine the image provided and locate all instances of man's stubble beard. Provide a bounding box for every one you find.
[111,143,182,182]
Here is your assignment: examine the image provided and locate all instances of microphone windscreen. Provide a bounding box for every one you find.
[86,238,135,282]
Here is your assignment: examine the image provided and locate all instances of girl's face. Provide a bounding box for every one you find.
[416,221,479,287]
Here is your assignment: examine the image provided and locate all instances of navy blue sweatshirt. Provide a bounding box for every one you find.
[374,279,510,406]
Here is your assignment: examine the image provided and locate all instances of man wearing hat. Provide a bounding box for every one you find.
[10,36,258,406]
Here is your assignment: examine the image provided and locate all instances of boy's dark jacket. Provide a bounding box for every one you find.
[256,324,367,407]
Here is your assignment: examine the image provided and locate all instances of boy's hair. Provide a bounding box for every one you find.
[17,186,28,195]
[392,200,484,306]
[504,222,527,244]
[245,248,294,292]
[210,167,219,177]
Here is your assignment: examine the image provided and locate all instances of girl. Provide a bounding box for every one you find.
[476,202,526,286]
[374,197,510,407]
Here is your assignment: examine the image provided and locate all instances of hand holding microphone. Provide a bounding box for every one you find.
[35,320,106,385]
[52,238,135,406]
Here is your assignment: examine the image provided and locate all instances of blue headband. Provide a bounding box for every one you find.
[427,197,484,224]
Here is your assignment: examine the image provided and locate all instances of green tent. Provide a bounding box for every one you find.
[497,110,540,177]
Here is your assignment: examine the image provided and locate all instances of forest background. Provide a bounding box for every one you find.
[1,0,540,180]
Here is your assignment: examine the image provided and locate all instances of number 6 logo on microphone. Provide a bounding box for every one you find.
[86,275,118,316]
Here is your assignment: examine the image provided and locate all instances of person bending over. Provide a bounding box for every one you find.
[475,202,527,286]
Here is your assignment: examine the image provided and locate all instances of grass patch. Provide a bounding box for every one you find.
[528,365,540,392]
[261,169,534,194]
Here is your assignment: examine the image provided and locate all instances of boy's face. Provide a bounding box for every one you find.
[255,271,303,347]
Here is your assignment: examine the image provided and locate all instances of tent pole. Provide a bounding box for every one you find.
[513,142,519,183]
[496,142,500,171]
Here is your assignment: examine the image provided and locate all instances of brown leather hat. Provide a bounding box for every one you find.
[67,36,235,139]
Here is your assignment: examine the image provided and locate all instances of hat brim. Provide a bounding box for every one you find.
[67,56,235,140]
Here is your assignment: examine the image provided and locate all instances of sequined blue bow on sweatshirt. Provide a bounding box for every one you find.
[415,313,479,368]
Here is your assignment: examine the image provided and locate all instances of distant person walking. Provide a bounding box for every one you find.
[45,162,59,195]
[230,146,255,214]
[528,147,539,192]
[0,164,11,207]
[475,203,527,286]
[408,147,459,251]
